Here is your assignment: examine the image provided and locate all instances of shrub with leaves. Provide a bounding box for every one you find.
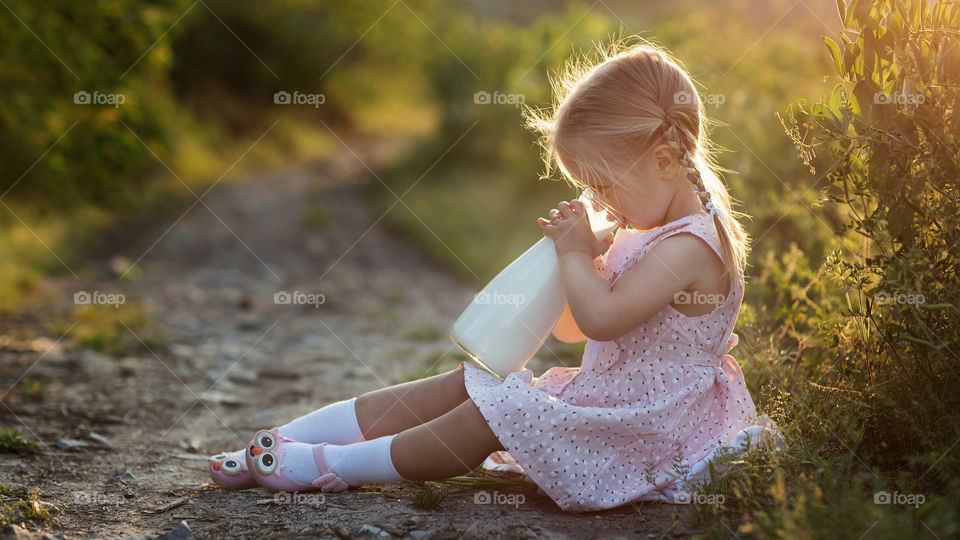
[781,0,960,487]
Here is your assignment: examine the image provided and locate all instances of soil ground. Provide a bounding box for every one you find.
[0,139,703,539]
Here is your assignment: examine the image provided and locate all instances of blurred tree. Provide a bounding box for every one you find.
[0,0,193,209]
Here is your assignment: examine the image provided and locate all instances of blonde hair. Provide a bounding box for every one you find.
[522,36,749,281]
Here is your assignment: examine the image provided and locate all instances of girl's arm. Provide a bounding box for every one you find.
[541,199,713,342]
[551,302,587,343]
[558,234,709,341]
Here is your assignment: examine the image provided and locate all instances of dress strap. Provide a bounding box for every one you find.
[623,213,724,274]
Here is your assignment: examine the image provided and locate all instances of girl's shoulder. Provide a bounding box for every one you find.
[602,213,721,274]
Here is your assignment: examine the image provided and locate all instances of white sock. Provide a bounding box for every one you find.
[273,441,324,485]
[322,434,405,487]
[277,397,365,444]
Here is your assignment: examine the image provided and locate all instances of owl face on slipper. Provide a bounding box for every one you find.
[247,429,284,478]
[210,453,244,476]
[244,428,349,493]
[208,448,258,490]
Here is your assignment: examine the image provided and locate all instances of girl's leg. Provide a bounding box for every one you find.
[389,397,505,481]
[212,368,471,489]
[243,375,502,490]
[355,367,470,439]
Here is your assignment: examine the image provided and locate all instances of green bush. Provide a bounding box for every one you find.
[689,1,960,536]
[169,0,448,134]
[782,0,960,486]
[0,0,193,209]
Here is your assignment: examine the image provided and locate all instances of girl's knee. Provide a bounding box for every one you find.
[445,367,469,402]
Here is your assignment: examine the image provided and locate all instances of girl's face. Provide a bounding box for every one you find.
[568,143,681,231]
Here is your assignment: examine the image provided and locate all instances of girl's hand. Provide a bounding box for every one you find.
[537,200,614,258]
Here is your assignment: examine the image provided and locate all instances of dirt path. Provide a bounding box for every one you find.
[0,139,698,539]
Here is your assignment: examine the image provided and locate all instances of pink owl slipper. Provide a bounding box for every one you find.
[208,449,257,490]
[246,428,350,493]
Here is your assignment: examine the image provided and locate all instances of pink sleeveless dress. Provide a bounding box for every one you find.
[460,212,764,512]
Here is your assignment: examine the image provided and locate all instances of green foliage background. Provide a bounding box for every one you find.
[2,0,959,536]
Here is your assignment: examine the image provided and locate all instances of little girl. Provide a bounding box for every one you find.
[208,40,778,512]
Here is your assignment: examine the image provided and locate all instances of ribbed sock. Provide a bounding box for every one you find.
[277,397,366,444]
[322,434,405,486]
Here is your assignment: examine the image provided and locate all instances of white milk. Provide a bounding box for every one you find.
[450,192,618,379]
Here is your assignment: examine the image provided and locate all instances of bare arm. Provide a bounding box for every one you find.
[559,234,711,341]
[539,199,712,343]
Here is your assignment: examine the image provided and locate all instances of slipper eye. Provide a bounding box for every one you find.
[221,458,243,476]
[209,453,228,463]
[256,451,278,475]
[256,431,277,451]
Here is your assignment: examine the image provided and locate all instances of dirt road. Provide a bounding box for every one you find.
[0,139,697,538]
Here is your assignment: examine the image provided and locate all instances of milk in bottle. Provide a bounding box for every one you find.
[449,190,618,379]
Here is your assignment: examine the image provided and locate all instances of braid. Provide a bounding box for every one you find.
[661,121,712,209]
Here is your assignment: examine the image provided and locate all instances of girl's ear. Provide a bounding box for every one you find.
[651,144,678,180]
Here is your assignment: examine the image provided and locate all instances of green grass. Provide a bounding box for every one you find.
[410,483,448,509]
[0,429,39,456]
[0,482,51,528]
[18,379,45,402]
[48,300,164,358]
[403,323,444,341]
[436,476,532,489]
